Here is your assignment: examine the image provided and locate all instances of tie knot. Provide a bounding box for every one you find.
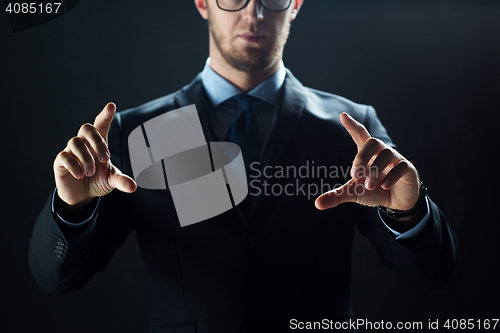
[233,94,254,114]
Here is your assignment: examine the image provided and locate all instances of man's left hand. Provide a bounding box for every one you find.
[315,112,420,212]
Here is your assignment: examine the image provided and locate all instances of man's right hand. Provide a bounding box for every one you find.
[53,103,137,213]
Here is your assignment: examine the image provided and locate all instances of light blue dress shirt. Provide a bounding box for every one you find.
[200,57,285,156]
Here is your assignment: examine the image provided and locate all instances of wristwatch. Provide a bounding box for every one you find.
[377,181,427,219]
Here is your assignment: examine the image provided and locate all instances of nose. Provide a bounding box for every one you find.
[241,0,264,22]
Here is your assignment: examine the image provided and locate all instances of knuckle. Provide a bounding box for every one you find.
[68,136,84,148]
[375,148,395,164]
[78,123,96,138]
[367,137,383,146]
[398,159,410,168]
[58,150,71,161]
[83,124,106,144]
[379,147,394,157]
[58,152,79,169]
[395,160,412,174]
[54,152,65,168]
[79,123,94,132]
[357,138,384,163]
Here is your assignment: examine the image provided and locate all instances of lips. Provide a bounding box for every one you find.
[239,32,265,43]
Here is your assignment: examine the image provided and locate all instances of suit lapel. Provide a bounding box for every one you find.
[174,74,218,144]
[260,70,307,172]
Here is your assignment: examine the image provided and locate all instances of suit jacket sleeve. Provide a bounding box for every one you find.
[28,112,132,294]
[356,106,458,290]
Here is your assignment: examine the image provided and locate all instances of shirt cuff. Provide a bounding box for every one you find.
[51,189,101,228]
[379,196,431,240]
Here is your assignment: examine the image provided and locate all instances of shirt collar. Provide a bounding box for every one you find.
[201,58,286,108]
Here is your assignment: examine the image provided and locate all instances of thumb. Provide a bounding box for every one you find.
[109,165,137,193]
[315,178,358,210]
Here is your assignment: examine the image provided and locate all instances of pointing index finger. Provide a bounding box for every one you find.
[339,112,371,148]
[93,102,116,143]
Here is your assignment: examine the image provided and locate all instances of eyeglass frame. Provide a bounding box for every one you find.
[216,0,292,13]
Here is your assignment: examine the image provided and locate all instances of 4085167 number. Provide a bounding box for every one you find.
[5,2,62,14]
[443,319,499,330]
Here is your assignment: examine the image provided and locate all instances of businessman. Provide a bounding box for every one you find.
[29,1,458,332]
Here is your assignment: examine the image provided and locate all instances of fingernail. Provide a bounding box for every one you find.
[100,152,110,162]
[381,180,390,189]
[86,169,95,177]
[365,178,374,190]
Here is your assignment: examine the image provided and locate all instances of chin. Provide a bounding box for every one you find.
[225,48,279,73]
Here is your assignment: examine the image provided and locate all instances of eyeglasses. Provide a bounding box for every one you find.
[216,0,292,12]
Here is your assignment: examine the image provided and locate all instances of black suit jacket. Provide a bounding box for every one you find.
[29,71,458,333]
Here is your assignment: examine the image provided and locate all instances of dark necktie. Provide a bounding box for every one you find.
[225,94,260,180]
[225,94,260,218]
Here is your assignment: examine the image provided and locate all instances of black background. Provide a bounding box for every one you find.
[1,1,499,332]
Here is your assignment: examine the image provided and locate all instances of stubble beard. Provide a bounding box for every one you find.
[207,11,291,73]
